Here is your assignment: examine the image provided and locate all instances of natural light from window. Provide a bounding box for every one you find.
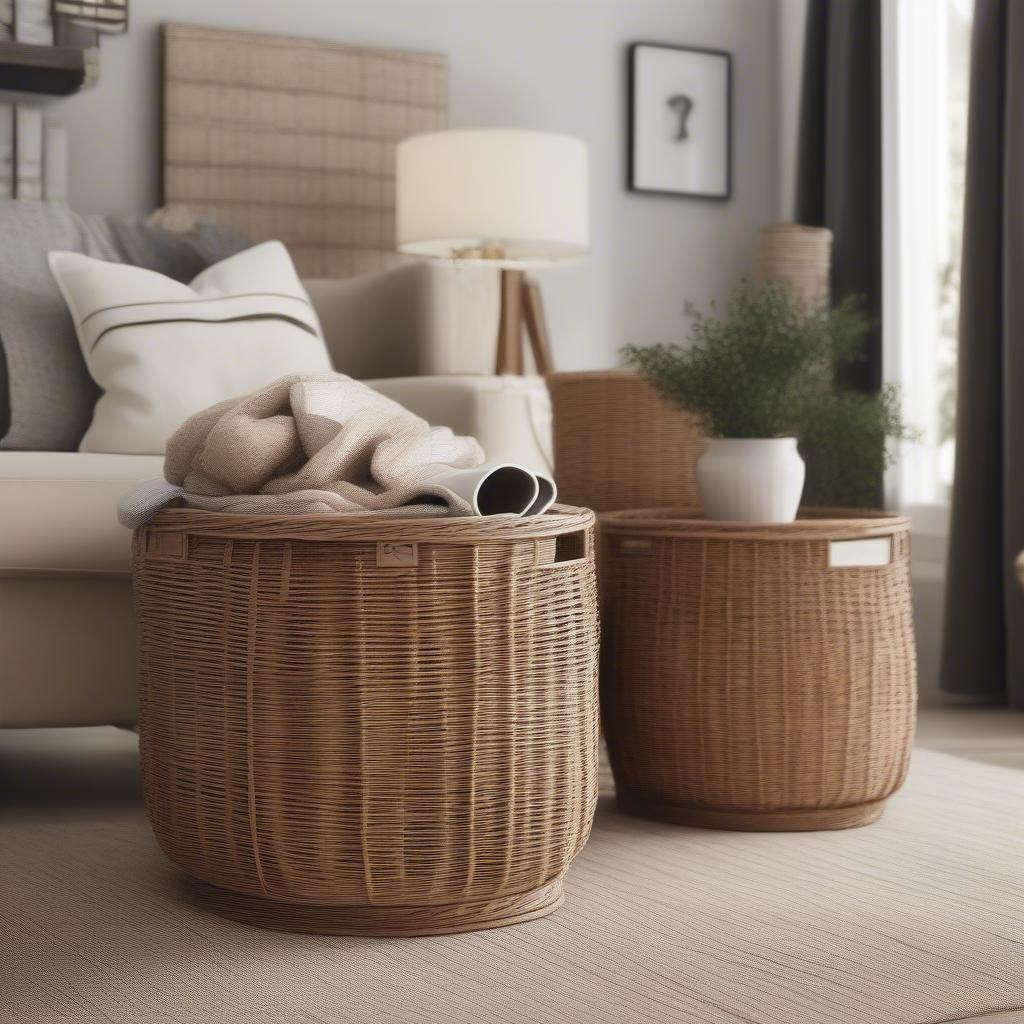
[884,0,972,514]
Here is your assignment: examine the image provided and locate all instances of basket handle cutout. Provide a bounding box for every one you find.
[536,530,589,568]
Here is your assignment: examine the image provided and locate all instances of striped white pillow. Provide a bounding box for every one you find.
[49,241,332,455]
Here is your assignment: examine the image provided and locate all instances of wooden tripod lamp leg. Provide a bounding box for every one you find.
[522,277,554,376]
[495,268,525,375]
[494,270,556,375]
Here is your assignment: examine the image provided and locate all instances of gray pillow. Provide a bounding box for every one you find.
[0,201,115,450]
[0,200,248,451]
[0,338,8,441]
[106,215,250,284]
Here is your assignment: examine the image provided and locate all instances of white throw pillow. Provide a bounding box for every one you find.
[49,241,333,454]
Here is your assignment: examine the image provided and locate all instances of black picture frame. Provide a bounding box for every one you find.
[627,42,732,201]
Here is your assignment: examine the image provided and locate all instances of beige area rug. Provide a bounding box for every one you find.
[2,741,1024,1024]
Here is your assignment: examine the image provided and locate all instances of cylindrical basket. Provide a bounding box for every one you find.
[600,509,917,832]
[756,223,833,311]
[133,505,599,936]
[547,370,706,512]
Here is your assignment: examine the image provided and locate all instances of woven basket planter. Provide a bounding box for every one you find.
[756,223,833,311]
[600,509,917,832]
[133,506,599,936]
[548,370,706,512]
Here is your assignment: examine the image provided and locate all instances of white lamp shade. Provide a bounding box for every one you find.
[396,129,589,266]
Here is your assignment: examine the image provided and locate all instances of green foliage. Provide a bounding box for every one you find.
[799,384,911,508]
[621,281,915,508]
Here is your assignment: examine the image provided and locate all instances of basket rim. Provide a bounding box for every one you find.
[758,222,834,238]
[546,368,640,384]
[599,506,909,541]
[140,502,594,543]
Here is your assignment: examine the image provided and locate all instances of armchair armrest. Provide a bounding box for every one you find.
[367,375,552,475]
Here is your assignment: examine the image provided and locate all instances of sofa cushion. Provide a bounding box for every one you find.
[49,242,331,455]
[0,451,162,574]
[0,200,249,452]
[0,202,116,451]
[0,377,552,575]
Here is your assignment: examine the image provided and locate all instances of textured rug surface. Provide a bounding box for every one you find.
[2,745,1023,1024]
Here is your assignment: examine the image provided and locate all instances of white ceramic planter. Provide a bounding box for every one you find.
[695,438,806,523]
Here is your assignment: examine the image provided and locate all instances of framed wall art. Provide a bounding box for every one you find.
[628,42,732,200]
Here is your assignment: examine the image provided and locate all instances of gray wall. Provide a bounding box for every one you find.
[51,0,780,370]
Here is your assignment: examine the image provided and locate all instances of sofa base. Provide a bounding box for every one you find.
[0,575,137,727]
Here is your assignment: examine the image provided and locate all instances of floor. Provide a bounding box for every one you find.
[1,708,1022,1024]
[913,705,1024,771]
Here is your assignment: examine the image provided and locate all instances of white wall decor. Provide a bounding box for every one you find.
[629,42,731,199]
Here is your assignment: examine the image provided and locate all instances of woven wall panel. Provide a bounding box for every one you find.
[161,23,447,278]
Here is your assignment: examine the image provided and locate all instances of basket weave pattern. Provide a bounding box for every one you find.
[133,507,599,935]
[548,370,706,512]
[756,223,833,311]
[600,510,917,831]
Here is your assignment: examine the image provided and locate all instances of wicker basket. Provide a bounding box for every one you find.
[600,509,917,832]
[547,370,706,513]
[756,223,833,311]
[133,505,599,936]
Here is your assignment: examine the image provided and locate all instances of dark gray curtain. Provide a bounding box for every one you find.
[941,0,1024,706]
[796,0,883,394]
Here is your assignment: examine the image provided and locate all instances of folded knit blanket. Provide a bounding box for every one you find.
[118,373,552,527]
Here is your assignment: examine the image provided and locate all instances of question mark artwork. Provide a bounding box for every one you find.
[629,43,730,199]
[668,94,694,141]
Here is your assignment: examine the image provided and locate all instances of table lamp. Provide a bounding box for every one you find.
[396,129,589,375]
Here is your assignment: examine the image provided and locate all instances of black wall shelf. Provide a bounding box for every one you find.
[0,41,87,95]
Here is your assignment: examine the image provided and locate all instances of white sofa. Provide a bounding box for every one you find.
[0,264,552,727]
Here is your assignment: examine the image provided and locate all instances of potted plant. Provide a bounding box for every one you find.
[622,281,912,521]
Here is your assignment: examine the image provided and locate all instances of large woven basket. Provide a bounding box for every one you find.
[600,509,917,831]
[547,370,706,512]
[133,505,599,936]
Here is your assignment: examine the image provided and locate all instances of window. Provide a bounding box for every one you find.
[883,0,973,513]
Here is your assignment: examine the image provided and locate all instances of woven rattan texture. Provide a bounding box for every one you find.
[756,223,833,311]
[133,506,599,935]
[599,509,917,831]
[548,371,707,513]
[161,23,447,278]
